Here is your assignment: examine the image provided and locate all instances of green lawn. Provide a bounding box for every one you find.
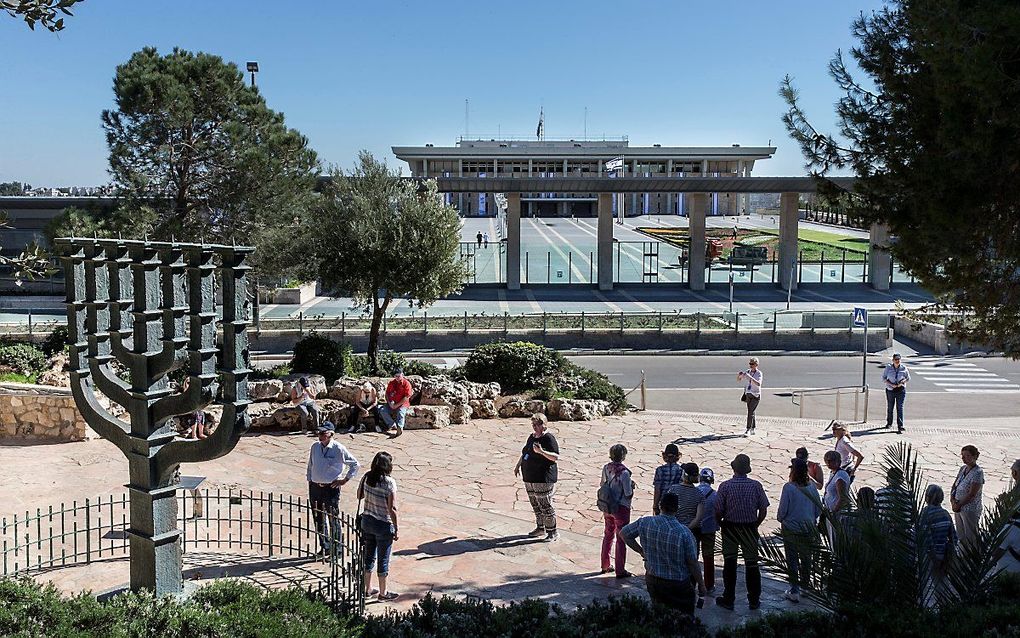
[636,227,869,262]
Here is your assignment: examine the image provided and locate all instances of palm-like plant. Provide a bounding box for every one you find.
[757,441,1020,613]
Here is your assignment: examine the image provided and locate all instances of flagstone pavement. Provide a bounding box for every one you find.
[1,411,1017,630]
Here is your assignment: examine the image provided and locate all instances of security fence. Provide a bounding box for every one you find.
[0,490,364,612]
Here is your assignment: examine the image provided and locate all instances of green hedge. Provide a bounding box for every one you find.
[0,342,46,376]
[291,332,353,383]
[0,578,360,638]
[462,342,565,393]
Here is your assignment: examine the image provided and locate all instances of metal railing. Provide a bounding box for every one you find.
[1,490,364,612]
[791,384,870,422]
[0,309,894,339]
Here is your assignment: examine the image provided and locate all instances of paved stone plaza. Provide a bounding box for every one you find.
[1,410,1016,629]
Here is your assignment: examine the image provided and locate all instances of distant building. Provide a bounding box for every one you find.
[393,138,775,217]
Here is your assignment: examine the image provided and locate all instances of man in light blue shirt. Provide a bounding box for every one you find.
[882,353,910,433]
[306,421,360,552]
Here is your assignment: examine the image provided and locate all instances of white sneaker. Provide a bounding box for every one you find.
[784,589,800,603]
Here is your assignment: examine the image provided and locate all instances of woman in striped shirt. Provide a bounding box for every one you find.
[358,451,400,601]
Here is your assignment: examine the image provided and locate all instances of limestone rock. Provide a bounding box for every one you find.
[497,400,547,419]
[327,377,386,404]
[273,399,347,431]
[247,379,284,401]
[279,374,327,401]
[248,402,278,429]
[37,352,70,387]
[468,398,497,419]
[404,405,450,430]
[450,403,472,424]
[463,381,501,400]
[546,398,612,421]
[418,376,470,407]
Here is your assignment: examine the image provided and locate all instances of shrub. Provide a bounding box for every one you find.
[462,341,564,393]
[362,593,710,638]
[403,358,442,377]
[40,325,70,357]
[0,578,360,638]
[0,342,46,376]
[291,332,351,382]
[568,364,628,412]
[248,363,292,381]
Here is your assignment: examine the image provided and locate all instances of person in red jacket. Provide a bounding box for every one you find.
[379,369,413,438]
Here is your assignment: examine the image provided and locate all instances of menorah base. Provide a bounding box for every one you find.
[127,483,183,596]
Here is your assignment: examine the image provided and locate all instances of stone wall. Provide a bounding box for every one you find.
[0,382,87,442]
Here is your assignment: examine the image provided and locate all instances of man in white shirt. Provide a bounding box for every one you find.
[737,357,763,436]
[882,353,910,433]
[306,421,360,553]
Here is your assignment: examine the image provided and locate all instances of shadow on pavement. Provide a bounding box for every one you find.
[394,534,544,559]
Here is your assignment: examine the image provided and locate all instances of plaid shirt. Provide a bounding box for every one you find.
[620,515,697,581]
[653,463,683,492]
[714,475,769,524]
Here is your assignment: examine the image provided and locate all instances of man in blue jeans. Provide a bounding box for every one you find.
[882,353,910,433]
[379,369,413,438]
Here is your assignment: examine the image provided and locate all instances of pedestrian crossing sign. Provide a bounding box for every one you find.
[852,307,868,327]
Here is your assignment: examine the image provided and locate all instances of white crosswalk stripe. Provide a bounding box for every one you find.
[902,356,1020,393]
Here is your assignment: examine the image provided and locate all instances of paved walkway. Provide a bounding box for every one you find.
[2,411,1016,629]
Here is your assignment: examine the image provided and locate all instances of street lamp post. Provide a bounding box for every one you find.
[246,61,259,87]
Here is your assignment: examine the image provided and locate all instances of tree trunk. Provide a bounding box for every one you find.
[367,290,392,374]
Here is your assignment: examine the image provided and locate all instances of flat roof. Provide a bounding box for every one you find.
[393,145,776,160]
[430,176,854,194]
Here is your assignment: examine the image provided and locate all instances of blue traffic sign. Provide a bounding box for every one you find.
[852,306,868,327]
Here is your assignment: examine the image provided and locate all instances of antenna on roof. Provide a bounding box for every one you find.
[465,99,469,139]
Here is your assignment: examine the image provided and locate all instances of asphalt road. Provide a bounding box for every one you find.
[413,353,1020,422]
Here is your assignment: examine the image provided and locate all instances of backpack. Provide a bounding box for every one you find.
[597,467,627,514]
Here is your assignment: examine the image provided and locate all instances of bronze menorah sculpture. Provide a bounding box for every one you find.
[55,237,252,596]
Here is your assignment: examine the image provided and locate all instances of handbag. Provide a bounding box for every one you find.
[355,476,366,532]
[740,392,748,403]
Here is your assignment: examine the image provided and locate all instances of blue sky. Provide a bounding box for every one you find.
[0,0,885,186]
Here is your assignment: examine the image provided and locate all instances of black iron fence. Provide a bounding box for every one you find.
[0,490,363,612]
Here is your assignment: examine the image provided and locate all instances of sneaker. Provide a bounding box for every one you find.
[715,597,734,611]
[375,424,386,433]
[744,428,751,436]
[391,427,404,438]
[528,527,546,538]
[884,423,892,429]
[544,531,559,542]
[705,586,716,596]
[615,570,634,579]
[378,591,399,601]
[749,600,761,610]
[784,589,800,603]
[749,428,756,435]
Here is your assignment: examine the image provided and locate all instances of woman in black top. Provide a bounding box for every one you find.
[514,413,560,541]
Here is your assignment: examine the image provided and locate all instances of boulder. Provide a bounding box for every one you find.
[247,402,279,429]
[247,379,284,402]
[418,376,470,407]
[279,374,327,401]
[327,377,386,404]
[468,399,497,419]
[546,398,612,421]
[497,400,547,419]
[404,405,450,430]
[37,352,70,388]
[273,399,348,431]
[449,403,472,425]
[463,380,501,400]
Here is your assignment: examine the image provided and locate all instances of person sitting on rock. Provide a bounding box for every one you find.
[346,382,380,434]
[379,369,413,438]
[291,376,321,434]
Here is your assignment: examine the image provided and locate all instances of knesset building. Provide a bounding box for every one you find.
[426,174,894,293]
[393,138,774,218]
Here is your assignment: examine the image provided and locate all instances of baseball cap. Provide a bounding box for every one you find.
[316,421,335,433]
[699,467,715,483]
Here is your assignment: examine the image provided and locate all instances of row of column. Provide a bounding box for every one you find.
[504,192,891,292]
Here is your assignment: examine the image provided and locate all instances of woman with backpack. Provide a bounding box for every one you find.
[599,444,635,578]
